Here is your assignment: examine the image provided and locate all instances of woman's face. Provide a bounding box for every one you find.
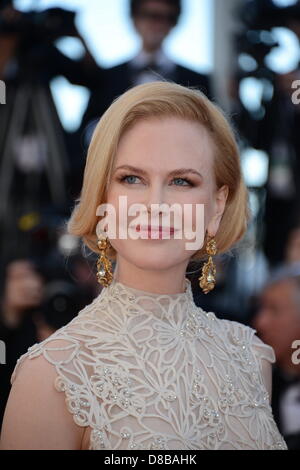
[104,117,228,273]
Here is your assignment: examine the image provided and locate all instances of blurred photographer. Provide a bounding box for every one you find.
[0,2,105,251]
[0,259,44,427]
[252,264,300,449]
[0,1,102,86]
[80,0,212,147]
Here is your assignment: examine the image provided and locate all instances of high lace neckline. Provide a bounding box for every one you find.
[110,277,192,298]
[97,277,196,323]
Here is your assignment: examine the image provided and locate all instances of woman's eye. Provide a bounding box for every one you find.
[118,175,194,186]
[172,178,194,186]
[120,175,141,184]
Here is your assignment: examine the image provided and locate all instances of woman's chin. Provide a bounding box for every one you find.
[111,241,189,270]
[125,253,185,272]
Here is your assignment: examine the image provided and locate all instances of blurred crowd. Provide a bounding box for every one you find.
[0,0,300,449]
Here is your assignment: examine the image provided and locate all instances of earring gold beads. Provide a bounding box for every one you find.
[199,236,217,294]
[96,237,113,287]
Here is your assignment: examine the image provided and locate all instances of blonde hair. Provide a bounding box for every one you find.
[68,81,251,262]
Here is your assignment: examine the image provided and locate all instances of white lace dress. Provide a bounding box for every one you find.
[11,278,287,450]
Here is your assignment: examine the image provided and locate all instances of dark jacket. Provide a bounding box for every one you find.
[80,59,212,138]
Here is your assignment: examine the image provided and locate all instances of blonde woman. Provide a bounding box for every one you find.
[0,82,287,450]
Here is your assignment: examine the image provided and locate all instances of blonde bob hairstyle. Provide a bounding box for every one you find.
[68,81,251,262]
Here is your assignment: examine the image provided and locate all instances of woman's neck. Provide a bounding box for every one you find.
[113,259,189,295]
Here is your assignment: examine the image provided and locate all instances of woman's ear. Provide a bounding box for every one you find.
[207,185,229,237]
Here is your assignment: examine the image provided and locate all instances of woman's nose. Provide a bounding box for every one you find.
[145,189,174,226]
[144,183,166,213]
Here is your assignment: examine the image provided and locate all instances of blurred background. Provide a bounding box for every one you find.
[0,0,300,449]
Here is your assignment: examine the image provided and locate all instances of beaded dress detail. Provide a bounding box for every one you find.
[11,277,287,450]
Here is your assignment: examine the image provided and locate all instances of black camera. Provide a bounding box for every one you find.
[0,6,76,42]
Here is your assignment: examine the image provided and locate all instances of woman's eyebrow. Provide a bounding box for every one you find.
[114,165,203,179]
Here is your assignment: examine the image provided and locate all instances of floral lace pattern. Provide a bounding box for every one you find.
[10,278,287,450]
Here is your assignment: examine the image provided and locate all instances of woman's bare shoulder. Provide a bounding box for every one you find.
[0,339,86,450]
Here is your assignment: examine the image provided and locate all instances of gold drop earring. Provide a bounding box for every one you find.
[199,236,217,294]
[96,235,113,287]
